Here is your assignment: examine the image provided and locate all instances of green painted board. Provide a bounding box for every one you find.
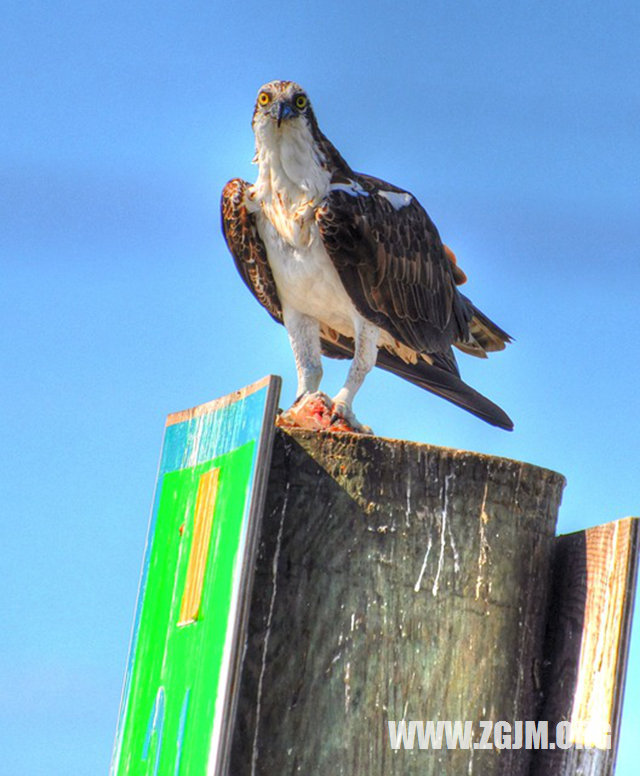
[111,376,281,776]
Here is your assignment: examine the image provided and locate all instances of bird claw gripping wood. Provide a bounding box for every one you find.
[276,392,373,435]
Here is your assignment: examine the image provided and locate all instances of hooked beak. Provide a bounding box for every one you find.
[273,100,295,127]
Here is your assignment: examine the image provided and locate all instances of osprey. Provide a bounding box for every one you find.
[221,80,513,433]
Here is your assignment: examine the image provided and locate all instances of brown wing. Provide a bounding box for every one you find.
[221,178,283,324]
[220,177,512,429]
[316,173,472,355]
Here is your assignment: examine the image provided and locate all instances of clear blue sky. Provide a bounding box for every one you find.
[2,1,638,772]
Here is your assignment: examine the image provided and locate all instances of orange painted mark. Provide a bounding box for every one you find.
[178,468,220,626]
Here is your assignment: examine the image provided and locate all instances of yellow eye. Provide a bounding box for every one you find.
[295,94,308,110]
[258,91,271,106]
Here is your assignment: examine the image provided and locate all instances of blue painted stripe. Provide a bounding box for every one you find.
[160,390,269,475]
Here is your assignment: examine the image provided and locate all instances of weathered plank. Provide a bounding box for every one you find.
[533,517,640,775]
[111,376,281,776]
[231,429,566,775]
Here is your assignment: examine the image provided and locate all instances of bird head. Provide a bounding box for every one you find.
[251,80,314,133]
[249,79,351,185]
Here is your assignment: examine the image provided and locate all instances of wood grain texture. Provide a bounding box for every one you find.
[230,430,566,775]
[533,517,639,776]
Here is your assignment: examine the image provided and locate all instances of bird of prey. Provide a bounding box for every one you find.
[221,80,513,433]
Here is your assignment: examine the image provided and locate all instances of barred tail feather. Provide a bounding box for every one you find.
[456,296,513,358]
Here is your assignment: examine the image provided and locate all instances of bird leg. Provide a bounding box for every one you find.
[276,311,377,434]
[277,308,332,430]
[329,320,378,434]
[284,308,323,397]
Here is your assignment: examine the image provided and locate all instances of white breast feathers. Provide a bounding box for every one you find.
[250,119,331,249]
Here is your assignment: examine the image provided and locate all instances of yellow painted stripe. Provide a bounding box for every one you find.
[178,468,220,626]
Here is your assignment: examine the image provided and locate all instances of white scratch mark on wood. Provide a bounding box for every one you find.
[405,470,412,528]
[251,481,289,776]
[414,531,432,592]
[432,473,454,596]
[475,478,491,600]
[447,514,461,575]
[344,661,351,715]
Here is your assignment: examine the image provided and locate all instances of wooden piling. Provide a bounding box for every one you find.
[533,517,640,776]
[231,429,566,775]
[111,383,638,775]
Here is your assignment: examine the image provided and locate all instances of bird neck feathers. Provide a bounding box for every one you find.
[250,120,332,247]
[253,118,331,202]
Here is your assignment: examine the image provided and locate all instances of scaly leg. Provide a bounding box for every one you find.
[330,318,379,433]
[277,307,332,431]
[277,309,379,435]
[283,306,323,397]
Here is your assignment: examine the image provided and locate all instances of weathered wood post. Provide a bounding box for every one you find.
[534,517,639,776]
[231,429,566,775]
[111,382,637,775]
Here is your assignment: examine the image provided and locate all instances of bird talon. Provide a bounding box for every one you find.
[327,402,374,435]
[276,392,334,431]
